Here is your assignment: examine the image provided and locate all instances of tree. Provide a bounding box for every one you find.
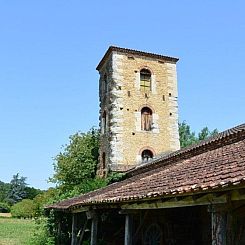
[6,173,27,205]
[50,128,106,194]
[179,121,197,148]
[179,121,218,148]
[0,180,10,202]
[25,186,43,200]
[33,188,60,216]
[198,126,218,141]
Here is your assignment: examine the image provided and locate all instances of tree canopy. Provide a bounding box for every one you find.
[179,121,218,148]
[6,173,28,205]
[50,128,106,194]
[0,181,10,202]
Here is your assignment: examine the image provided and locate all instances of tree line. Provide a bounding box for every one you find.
[0,174,43,214]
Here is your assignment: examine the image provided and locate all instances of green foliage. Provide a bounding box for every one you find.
[0,202,10,213]
[107,172,126,184]
[6,173,27,205]
[11,199,36,218]
[29,217,55,245]
[26,186,43,200]
[0,178,42,207]
[179,121,197,148]
[50,128,103,193]
[198,126,218,141]
[0,181,10,202]
[32,210,72,245]
[33,188,59,216]
[179,121,218,148]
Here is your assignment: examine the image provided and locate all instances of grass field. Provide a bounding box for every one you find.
[0,216,35,245]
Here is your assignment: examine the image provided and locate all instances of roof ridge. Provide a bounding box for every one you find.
[127,123,245,177]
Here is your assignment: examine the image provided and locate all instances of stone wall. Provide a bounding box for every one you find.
[97,49,180,175]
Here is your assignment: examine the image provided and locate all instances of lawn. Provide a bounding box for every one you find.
[0,216,35,245]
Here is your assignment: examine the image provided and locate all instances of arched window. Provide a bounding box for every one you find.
[140,69,151,92]
[144,224,162,245]
[141,149,153,162]
[102,111,107,134]
[141,107,153,131]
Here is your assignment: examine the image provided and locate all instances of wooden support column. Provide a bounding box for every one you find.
[209,206,227,245]
[71,213,78,245]
[90,213,98,245]
[57,220,62,245]
[77,219,88,245]
[124,214,133,245]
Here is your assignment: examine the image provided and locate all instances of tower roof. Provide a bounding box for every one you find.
[96,46,179,71]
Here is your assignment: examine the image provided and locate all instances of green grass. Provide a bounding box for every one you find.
[0,217,35,245]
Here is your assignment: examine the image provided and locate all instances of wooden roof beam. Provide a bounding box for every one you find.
[121,193,227,210]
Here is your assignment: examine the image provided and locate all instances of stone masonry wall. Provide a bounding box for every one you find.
[97,50,180,175]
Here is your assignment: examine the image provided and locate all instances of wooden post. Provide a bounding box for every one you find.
[78,219,88,245]
[209,206,227,245]
[71,213,78,245]
[57,219,62,245]
[90,214,98,245]
[124,214,133,245]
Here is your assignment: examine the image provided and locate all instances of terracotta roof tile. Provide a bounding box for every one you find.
[48,123,245,210]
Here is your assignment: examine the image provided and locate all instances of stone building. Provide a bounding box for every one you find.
[97,46,180,176]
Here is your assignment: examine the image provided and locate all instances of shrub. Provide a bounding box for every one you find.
[29,218,55,245]
[11,199,36,218]
[0,202,10,213]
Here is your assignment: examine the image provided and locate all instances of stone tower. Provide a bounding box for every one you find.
[97,46,180,176]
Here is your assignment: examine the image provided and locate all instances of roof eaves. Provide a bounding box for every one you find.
[67,179,245,210]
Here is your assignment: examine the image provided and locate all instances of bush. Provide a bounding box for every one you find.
[11,199,36,218]
[0,202,10,213]
[29,218,55,245]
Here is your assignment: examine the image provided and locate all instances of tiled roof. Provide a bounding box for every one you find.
[48,123,245,211]
[96,46,179,71]
[127,123,245,176]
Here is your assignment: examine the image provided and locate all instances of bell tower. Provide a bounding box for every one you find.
[96,46,180,176]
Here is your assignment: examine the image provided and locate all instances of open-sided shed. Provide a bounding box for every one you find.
[48,124,245,245]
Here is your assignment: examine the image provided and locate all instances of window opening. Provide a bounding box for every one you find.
[141,107,153,131]
[104,74,109,93]
[102,111,107,134]
[141,149,153,162]
[140,69,151,92]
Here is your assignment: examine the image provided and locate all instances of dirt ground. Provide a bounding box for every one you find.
[0,213,11,218]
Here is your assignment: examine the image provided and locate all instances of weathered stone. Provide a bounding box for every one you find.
[97,47,180,176]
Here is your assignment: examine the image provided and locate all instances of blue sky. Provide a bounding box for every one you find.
[0,1,244,189]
